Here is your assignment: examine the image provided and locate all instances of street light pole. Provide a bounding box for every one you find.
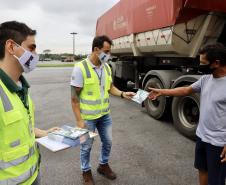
[70,32,78,57]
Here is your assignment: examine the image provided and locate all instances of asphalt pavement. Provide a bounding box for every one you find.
[26,67,198,185]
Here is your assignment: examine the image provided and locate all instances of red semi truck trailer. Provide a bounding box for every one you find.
[96,0,226,139]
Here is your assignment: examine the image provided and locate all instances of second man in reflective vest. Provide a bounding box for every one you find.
[71,35,135,185]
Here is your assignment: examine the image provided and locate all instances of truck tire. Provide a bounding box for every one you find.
[172,93,200,140]
[144,78,167,119]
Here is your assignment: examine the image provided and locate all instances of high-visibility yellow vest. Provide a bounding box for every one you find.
[76,59,112,120]
[0,80,40,185]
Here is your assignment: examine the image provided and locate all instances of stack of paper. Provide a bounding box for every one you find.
[48,125,89,147]
[52,125,88,140]
[36,125,98,152]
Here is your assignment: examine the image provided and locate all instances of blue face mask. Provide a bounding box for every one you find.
[13,43,39,73]
[98,51,110,64]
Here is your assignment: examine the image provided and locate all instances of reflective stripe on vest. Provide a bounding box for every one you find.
[80,105,110,115]
[0,145,35,170]
[104,63,110,76]
[80,98,109,105]
[82,60,110,79]
[80,109,101,115]
[0,85,13,112]
[0,163,37,185]
[82,60,91,78]
[80,98,101,105]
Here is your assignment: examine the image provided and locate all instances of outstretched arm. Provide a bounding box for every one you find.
[149,86,194,100]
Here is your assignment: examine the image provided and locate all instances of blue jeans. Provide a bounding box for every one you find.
[80,114,112,172]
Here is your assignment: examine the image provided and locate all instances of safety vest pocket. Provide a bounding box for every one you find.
[3,110,23,126]
[2,144,29,162]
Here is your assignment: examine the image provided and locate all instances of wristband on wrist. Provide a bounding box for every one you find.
[120,91,124,99]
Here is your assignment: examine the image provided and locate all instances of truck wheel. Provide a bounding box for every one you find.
[144,78,167,119]
[172,93,200,140]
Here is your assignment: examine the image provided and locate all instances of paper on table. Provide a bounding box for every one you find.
[36,136,70,152]
[132,89,149,104]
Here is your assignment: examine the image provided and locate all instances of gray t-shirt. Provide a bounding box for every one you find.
[191,74,226,147]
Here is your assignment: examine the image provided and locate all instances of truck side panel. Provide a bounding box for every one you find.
[96,0,226,41]
[96,0,184,39]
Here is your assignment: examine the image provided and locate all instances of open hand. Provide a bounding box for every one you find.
[148,87,162,100]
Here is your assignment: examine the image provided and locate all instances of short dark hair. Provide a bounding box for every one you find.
[92,35,112,52]
[0,21,36,59]
[199,43,226,65]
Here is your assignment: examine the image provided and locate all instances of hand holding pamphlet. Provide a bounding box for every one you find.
[132,89,149,104]
[36,125,98,152]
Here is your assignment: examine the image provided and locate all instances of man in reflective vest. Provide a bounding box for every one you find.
[71,35,136,185]
[0,21,59,185]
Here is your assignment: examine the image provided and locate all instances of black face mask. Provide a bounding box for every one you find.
[206,63,218,74]
[209,68,216,74]
[199,63,216,74]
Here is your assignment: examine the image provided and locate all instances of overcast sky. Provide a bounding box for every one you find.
[0,0,119,54]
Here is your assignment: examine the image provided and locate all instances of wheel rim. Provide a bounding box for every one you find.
[178,96,199,129]
[147,97,161,111]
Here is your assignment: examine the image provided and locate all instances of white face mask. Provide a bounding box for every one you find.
[13,44,39,73]
[98,51,110,64]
